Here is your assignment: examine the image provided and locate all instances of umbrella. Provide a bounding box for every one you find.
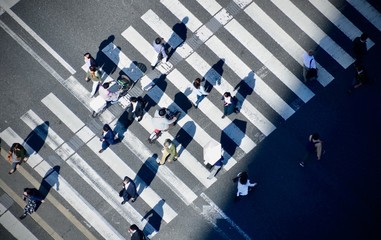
[203,139,222,165]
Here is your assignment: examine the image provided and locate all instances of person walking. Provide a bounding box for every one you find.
[19,188,44,220]
[84,52,97,69]
[353,33,368,64]
[151,108,178,132]
[347,64,369,94]
[128,224,146,240]
[99,124,117,153]
[7,143,27,174]
[207,156,224,179]
[235,172,257,201]
[299,133,324,167]
[151,37,168,69]
[221,92,239,118]
[126,97,145,122]
[192,78,209,109]
[120,176,137,204]
[159,139,178,165]
[99,82,121,104]
[86,66,103,98]
[302,50,318,83]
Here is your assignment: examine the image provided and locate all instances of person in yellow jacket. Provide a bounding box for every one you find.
[159,139,178,165]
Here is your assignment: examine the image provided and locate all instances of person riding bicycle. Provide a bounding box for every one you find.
[151,107,177,131]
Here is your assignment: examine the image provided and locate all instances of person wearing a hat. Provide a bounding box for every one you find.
[158,139,178,165]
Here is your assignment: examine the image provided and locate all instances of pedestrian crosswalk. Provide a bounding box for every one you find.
[1,0,379,239]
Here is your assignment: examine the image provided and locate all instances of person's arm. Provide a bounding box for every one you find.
[199,86,208,95]
[316,142,322,160]
[160,45,168,59]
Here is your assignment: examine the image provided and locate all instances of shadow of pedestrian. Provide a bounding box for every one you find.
[142,199,165,234]
[204,59,225,93]
[175,121,195,157]
[167,17,188,61]
[38,166,60,200]
[144,74,168,113]
[173,92,192,115]
[113,111,133,140]
[135,154,158,195]
[234,71,255,110]
[24,122,49,154]
[96,35,117,76]
[221,119,247,157]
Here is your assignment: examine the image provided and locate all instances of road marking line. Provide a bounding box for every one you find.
[0,2,75,74]
[346,0,381,32]
[270,0,354,68]
[244,2,334,87]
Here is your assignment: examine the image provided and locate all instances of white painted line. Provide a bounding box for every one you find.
[200,193,252,240]
[66,153,157,236]
[0,128,125,240]
[206,34,297,118]
[346,0,381,32]
[122,26,254,152]
[160,0,203,32]
[0,206,39,240]
[0,3,75,74]
[270,0,354,68]
[244,2,334,87]
[41,93,85,133]
[20,110,65,150]
[186,52,276,136]
[195,0,222,15]
[309,0,375,49]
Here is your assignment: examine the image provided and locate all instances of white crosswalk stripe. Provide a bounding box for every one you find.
[3,0,379,238]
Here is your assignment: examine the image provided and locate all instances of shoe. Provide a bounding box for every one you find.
[99,149,103,153]
[193,104,198,109]
[19,214,27,220]
[157,162,163,166]
[8,169,15,174]
[121,201,126,205]
[131,198,136,203]
[299,162,304,167]
[234,108,239,114]
[137,117,142,122]
[221,115,225,119]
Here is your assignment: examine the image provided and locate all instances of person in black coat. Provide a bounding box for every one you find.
[120,176,137,204]
[353,33,368,64]
[128,224,145,240]
[99,124,117,153]
[127,97,145,122]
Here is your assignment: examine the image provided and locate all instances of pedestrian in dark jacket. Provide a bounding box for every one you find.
[299,133,324,167]
[128,224,145,240]
[127,97,145,122]
[348,65,369,94]
[20,188,44,219]
[120,176,137,204]
[8,143,27,174]
[221,92,238,118]
[353,33,368,64]
[99,124,117,153]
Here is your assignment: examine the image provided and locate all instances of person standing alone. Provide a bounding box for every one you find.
[7,143,27,174]
[151,37,168,69]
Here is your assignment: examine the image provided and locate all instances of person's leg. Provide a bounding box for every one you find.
[299,152,312,167]
[207,165,222,179]
[9,161,20,174]
[159,150,170,165]
[90,81,99,97]
[303,66,308,83]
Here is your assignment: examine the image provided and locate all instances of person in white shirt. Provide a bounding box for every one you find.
[236,172,257,201]
[99,82,121,104]
[302,50,318,82]
[151,108,177,131]
[193,78,209,108]
[151,37,168,69]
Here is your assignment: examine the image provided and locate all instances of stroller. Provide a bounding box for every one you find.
[108,75,133,96]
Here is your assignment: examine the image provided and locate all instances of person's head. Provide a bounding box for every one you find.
[129,224,138,233]
[360,33,368,41]
[158,108,166,117]
[308,50,314,56]
[23,188,32,195]
[89,66,97,72]
[164,139,172,147]
[193,78,201,88]
[130,97,137,103]
[310,133,320,141]
[123,176,131,183]
[103,124,111,132]
[84,52,91,59]
[239,172,248,184]
[14,143,22,149]
[155,37,163,44]
[223,92,231,98]
[102,82,110,89]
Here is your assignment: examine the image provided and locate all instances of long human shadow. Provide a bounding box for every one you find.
[142,199,165,234]
[38,165,60,204]
[204,59,225,93]
[234,71,255,110]
[24,121,49,154]
[167,17,188,61]
[175,121,196,157]
[144,74,168,113]
[113,111,134,140]
[135,154,158,195]
[173,92,193,115]
[220,119,247,157]
[95,35,117,76]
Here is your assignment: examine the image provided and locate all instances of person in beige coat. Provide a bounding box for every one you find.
[159,139,178,165]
